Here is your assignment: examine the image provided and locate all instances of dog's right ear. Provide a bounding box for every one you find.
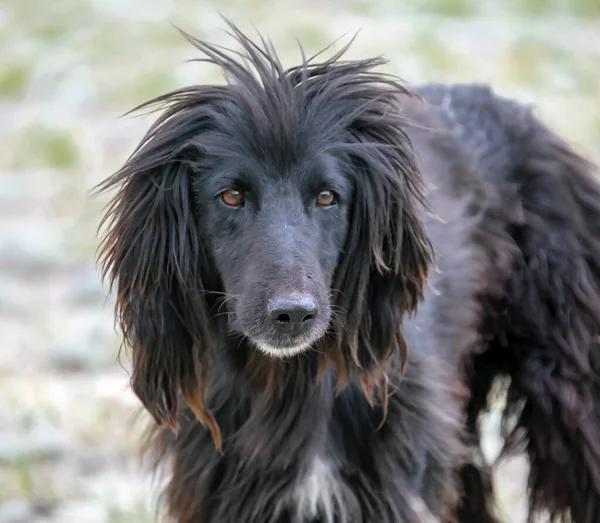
[96,96,222,448]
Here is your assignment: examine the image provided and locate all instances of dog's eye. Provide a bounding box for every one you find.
[316,190,335,207]
[220,189,245,207]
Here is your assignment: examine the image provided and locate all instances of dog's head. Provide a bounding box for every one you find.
[97,22,433,445]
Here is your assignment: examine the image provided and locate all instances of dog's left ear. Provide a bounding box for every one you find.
[330,78,433,382]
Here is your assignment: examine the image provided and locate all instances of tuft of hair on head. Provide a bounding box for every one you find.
[95,18,433,446]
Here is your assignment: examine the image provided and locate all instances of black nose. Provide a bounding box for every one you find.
[268,296,318,335]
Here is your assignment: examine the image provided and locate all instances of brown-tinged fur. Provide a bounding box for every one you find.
[98,22,600,523]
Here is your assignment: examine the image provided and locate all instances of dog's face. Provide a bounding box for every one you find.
[97,24,434,438]
[196,152,350,357]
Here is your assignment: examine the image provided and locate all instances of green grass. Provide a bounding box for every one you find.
[503,38,553,87]
[292,24,334,52]
[142,23,189,48]
[108,503,154,523]
[572,0,600,16]
[0,61,31,98]
[100,68,177,106]
[11,124,81,170]
[0,459,60,507]
[411,32,468,80]
[420,0,477,17]
[514,0,600,16]
[6,0,93,43]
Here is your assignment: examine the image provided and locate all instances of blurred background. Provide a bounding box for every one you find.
[1,0,599,521]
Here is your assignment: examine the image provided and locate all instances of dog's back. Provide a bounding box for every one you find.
[406,84,600,523]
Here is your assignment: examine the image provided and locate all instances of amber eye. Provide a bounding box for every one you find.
[316,190,335,207]
[220,189,245,207]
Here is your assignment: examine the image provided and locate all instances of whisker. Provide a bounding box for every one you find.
[209,311,236,321]
[195,290,242,297]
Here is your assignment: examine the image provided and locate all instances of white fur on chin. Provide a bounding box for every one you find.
[253,339,314,358]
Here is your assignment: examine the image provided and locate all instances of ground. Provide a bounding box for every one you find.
[1,1,599,522]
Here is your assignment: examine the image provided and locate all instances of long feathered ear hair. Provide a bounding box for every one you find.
[95,79,225,449]
[304,52,435,408]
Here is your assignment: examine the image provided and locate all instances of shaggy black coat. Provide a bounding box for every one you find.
[97,23,600,523]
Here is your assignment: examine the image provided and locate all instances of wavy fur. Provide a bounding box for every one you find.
[98,22,600,523]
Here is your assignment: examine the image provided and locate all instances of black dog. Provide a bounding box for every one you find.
[97,22,600,523]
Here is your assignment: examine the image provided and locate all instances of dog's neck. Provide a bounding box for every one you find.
[207,344,343,467]
[204,341,393,472]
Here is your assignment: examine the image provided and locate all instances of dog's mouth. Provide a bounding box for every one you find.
[243,317,329,358]
[250,338,316,358]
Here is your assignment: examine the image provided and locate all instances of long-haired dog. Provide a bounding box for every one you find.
[97,21,600,523]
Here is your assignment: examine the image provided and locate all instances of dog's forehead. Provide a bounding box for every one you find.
[240,150,341,186]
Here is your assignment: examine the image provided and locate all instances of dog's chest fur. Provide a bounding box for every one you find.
[282,454,438,523]
[288,455,349,522]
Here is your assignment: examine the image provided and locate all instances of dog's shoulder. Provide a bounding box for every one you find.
[412,83,537,182]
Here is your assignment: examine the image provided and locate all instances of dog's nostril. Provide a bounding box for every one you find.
[301,313,316,323]
[276,313,291,324]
